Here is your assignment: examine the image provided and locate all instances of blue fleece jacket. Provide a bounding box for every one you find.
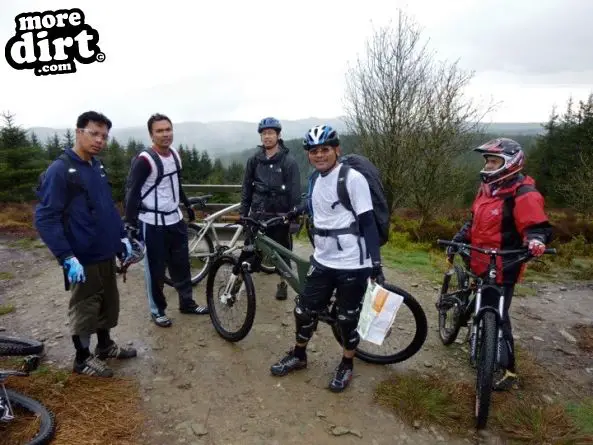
[34,148,126,266]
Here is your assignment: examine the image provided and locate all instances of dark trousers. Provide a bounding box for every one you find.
[140,220,196,315]
[239,222,293,272]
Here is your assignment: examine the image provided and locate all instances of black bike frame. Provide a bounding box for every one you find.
[438,239,556,365]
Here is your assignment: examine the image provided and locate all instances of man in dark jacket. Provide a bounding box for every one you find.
[447,137,553,391]
[35,111,137,378]
[239,117,301,300]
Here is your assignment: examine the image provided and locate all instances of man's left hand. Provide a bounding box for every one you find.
[185,205,196,222]
[371,263,385,285]
[527,239,546,257]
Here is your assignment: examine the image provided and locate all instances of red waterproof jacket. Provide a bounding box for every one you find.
[458,174,552,284]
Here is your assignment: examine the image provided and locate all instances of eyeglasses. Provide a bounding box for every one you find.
[79,128,109,141]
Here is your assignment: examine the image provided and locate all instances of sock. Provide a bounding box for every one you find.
[293,344,307,360]
[341,356,354,369]
[72,335,91,363]
[96,329,112,349]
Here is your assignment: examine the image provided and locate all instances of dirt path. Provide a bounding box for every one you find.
[1,235,592,444]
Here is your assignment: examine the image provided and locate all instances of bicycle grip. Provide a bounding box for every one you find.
[544,248,557,254]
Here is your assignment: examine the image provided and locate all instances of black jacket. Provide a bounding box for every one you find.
[240,141,301,217]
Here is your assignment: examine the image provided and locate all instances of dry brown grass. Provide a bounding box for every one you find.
[374,347,593,444]
[573,323,593,353]
[0,202,37,237]
[0,359,145,445]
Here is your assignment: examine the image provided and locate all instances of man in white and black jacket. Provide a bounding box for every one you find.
[124,113,208,328]
[269,125,384,393]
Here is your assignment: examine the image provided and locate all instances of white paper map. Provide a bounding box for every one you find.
[356,280,404,345]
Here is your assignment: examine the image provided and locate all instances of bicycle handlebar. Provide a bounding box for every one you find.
[437,239,557,256]
[236,215,289,230]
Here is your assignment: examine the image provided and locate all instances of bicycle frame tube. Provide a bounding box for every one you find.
[254,233,310,295]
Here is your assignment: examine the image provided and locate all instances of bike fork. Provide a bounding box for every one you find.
[0,383,14,421]
[469,288,482,366]
[496,294,506,365]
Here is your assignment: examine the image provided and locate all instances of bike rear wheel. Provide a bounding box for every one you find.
[164,223,215,287]
[2,388,55,445]
[331,282,428,365]
[475,311,498,429]
[0,336,44,357]
[206,255,256,342]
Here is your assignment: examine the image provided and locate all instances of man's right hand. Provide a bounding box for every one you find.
[63,257,85,284]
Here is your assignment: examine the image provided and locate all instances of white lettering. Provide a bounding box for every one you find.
[36,31,52,62]
[53,37,73,61]
[41,14,56,29]
[10,32,36,63]
[50,64,57,72]
[69,11,81,26]
[18,16,41,31]
[74,30,94,57]
[55,13,68,27]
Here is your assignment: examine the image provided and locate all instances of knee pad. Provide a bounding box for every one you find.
[294,303,317,343]
[337,307,361,350]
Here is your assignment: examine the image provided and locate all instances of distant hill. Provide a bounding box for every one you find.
[26,118,545,158]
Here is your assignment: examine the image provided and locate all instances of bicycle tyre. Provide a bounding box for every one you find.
[3,388,56,445]
[0,336,44,357]
[164,224,215,287]
[475,311,497,429]
[437,265,466,345]
[331,282,428,365]
[206,255,256,342]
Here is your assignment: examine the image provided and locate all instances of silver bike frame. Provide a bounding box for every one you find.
[190,202,244,257]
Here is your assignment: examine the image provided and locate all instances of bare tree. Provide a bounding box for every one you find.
[344,9,495,221]
[556,151,593,217]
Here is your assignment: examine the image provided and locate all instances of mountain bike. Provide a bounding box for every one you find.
[435,239,556,429]
[0,335,56,445]
[205,215,428,365]
[164,195,276,287]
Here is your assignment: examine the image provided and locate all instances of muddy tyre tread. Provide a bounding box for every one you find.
[0,336,44,356]
[4,388,56,445]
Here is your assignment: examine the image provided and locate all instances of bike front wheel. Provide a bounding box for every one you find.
[331,282,428,365]
[0,336,44,356]
[437,264,469,345]
[206,255,256,342]
[475,311,498,429]
[164,223,215,287]
[3,388,56,445]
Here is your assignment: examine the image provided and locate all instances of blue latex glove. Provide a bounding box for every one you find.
[63,257,85,283]
[121,238,132,262]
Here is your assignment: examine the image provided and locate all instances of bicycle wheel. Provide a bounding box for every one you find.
[164,223,215,287]
[0,336,44,357]
[331,282,428,365]
[206,255,256,342]
[437,264,469,345]
[3,388,56,445]
[475,311,497,429]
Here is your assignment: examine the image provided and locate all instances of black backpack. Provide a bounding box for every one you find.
[123,148,182,222]
[307,154,390,262]
[35,152,108,226]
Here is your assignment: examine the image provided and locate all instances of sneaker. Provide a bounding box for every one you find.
[328,362,353,392]
[270,349,307,376]
[275,282,288,300]
[95,340,137,360]
[179,304,209,315]
[493,370,518,391]
[151,312,172,327]
[73,356,114,377]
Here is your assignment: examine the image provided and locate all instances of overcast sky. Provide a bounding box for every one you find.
[1,0,591,129]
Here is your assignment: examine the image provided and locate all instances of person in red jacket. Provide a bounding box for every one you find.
[447,137,553,391]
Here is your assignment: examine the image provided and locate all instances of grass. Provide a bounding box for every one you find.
[0,357,145,445]
[6,237,45,250]
[0,304,15,315]
[572,323,593,353]
[0,271,15,280]
[374,345,593,444]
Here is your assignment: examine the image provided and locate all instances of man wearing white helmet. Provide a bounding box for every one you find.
[447,137,553,391]
[269,124,384,393]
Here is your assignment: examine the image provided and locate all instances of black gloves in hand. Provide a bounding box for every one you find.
[125,222,140,241]
[185,205,196,222]
[371,263,385,284]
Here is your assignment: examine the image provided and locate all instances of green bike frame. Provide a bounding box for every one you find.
[252,231,311,295]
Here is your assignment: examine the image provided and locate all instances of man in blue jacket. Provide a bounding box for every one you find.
[35,111,137,378]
